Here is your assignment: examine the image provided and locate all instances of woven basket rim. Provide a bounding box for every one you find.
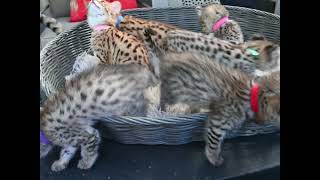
[40,6,279,66]
[120,5,280,18]
[40,5,280,89]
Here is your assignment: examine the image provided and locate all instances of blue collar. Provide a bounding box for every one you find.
[115,15,124,28]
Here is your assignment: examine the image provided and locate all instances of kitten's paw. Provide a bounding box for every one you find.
[51,161,67,172]
[205,149,224,167]
[207,155,224,167]
[77,153,98,170]
[77,159,94,170]
[165,103,192,115]
[145,28,157,36]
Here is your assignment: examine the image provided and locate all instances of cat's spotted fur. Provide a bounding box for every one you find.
[88,0,156,74]
[40,64,157,171]
[160,53,280,166]
[167,29,280,76]
[196,4,244,44]
[95,0,180,55]
[118,16,179,55]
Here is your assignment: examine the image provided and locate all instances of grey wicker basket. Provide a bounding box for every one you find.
[40,6,280,145]
[152,0,221,8]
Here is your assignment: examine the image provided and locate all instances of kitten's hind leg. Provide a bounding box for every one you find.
[77,127,101,170]
[51,146,78,172]
[205,124,226,167]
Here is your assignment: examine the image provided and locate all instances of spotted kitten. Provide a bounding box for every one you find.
[167,29,280,76]
[40,64,157,172]
[196,4,244,44]
[88,0,157,74]
[94,0,180,55]
[160,53,280,166]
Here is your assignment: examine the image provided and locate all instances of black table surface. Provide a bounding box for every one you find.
[40,133,280,180]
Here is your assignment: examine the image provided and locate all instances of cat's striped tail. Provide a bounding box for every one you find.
[40,14,63,35]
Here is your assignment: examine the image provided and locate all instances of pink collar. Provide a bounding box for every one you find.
[212,16,229,32]
[250,83,260,113]
[94,24,111,31]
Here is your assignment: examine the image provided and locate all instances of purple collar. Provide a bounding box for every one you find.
[40,130,51,145]
[93,16,123,31]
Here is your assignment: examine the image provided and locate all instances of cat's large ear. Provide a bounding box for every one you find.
[111,1,122,13]
[195,6,202,16]
[264,44,280,62]
[250,33,266,41]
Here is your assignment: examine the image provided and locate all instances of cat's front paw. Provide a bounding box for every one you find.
[207,155,224,167]
[77,153,98,170]
[77,159,94,170]
[51,160,67,172]
[205,148,224,167]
